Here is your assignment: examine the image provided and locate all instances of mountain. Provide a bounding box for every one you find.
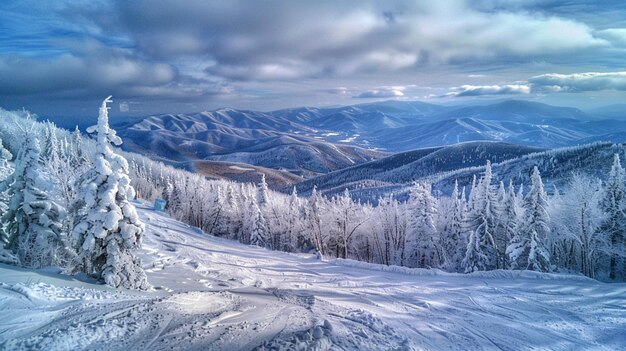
[118,110,386,177]
[317,142,624,203]
[586,104,626,120]
[432,100,591,123]
[293,141,545,196]
[46,99,626,180]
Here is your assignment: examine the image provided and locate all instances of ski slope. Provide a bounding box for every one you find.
[1,204,625,350]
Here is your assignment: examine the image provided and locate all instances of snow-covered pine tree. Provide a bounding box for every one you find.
[0,137,12,180]
[441,180,466,271]
[405,182,441,268]
[71,96,148,290]
[598,154,626,280]
[258,174,270,207]
[462,161,499,272]
[0,137,16,264]
[507,166,552,272]
[492,181,517,269]
[248,200,268,247]
[1,133,69,268]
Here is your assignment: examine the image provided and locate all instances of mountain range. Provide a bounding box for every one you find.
[41,99,626,187]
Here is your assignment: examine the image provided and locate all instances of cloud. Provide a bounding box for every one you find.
[0,53,176,96]
[102,0,608,82]
[529,72,626,92]
[446,84,531,97]
[1,0,625,114]
[596,28,626,46]
[353,89,405,99]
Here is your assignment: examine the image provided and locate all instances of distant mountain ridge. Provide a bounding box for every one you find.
[42,99,626,180]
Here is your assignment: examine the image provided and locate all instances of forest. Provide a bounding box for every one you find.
[0,98,624,291]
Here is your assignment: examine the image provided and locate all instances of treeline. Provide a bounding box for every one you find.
[128,141,626,281]
[0,99,624,288]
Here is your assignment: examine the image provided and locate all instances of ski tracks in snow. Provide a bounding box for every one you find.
[1,205,625,350]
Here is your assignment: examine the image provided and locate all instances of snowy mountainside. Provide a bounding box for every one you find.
[63,99,626,181]
[340,142,625,203]
[1,203,624,350]
[429,142,625,194]
[118,111,386,178]
[294,141,545,196]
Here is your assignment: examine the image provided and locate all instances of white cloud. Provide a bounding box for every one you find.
[529,72,626,92]
[446,84,530,97]
[351,85,414,99]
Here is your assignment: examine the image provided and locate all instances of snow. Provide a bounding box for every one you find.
[229,165,255,172]
[1,203,625,350]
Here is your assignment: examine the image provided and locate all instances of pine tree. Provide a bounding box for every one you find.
[405,182,441,268]
[507,166,551,272]
[71,97,148,290]
[497,181,519,269]
[0,137,12,180]
[248,200,268,247]
[441,180,466,271]
[258,174,270,207]
[1,133,69,268]
[462,161,499,272]
[598,154,626,280]
[0,137,17,264]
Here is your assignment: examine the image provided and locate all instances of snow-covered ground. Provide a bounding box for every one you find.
[1,204,625,350]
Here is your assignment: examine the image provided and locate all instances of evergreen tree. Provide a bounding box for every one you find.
[441,180,466,271]
[1,134,69,268]
[405,182,440,268]
[497,181,519,269]
[598,154,626,280]
[462,161,499,272]
[248,201,268,247]
[71,97,148,290]
[507,166,551,272]
[258,174,270,207]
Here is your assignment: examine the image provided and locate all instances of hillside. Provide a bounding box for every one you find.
[40,100,626,181]
[337,142,625,203]
[294,141,545,195]
[118,111,386,177]
[1,203,624,350]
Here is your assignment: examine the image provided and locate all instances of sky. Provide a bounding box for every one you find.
[1,0,626,118]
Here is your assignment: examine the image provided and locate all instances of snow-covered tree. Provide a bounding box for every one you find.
[441,180,466,271]
[248,200,268,247]
[405,182,441,268]
[552,173,604,277]
[304,186,328,255]
[598,154,626,280]
[0,137,12,180]
[71,96,148,290]
[329,189,368,259]
[462,161,499,272]
[373,194,407,266]
[495,181,520,269]
[507,166,551,272]
[258,174,270,207]
[1,133,69,268]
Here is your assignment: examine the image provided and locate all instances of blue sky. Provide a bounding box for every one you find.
[1,0,626,117]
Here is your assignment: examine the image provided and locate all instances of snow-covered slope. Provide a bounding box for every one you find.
[294,141,545,196]
[118,111,386,178]
[1,204,625,350]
